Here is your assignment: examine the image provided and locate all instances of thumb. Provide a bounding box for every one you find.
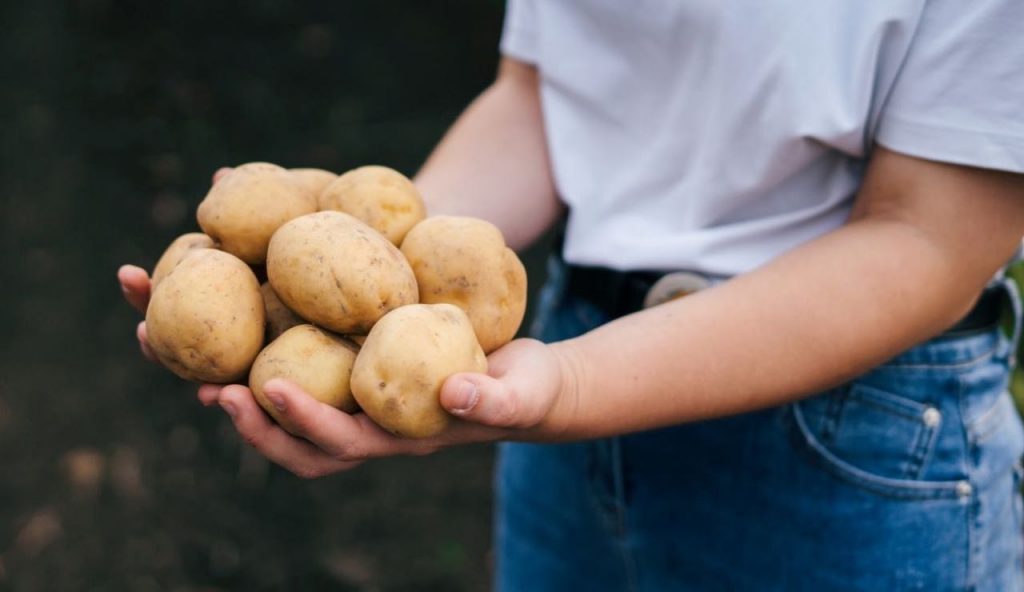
[440,373,525,428]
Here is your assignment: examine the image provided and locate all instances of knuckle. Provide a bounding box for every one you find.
[334,442,365,462]
[495,389,522,426]
[291,465,323,480]
[241,431,265,449]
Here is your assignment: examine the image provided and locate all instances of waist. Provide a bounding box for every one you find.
[564,262,1006,338]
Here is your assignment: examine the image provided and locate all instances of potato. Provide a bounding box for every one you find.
[197,162,317,264]
[290,167,337,201]
[266,211,418,334]
[150,232,216,289]
[248,325,359,435]
[260,282,304,342]
[146,249,264,383]
[318,165,426,245]
[351,304,487,438]
[400,216,526,353]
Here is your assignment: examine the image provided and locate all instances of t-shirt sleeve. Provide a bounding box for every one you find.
[875,0,1024,173]
[499,0,539,64]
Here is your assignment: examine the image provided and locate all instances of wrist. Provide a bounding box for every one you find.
[536,339,587,441]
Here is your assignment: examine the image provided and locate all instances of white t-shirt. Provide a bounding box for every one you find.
[501,0,1024,276]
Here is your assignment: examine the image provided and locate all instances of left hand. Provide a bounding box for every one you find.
[202,338,578,478]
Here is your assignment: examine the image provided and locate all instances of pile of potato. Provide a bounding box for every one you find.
[145,162,526,438]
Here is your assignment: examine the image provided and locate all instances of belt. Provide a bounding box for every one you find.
[565,263,1004,336]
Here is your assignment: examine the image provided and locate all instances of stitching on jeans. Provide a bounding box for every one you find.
[790,403,962,500]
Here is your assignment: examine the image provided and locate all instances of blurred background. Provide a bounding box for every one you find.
[0,1,551,590]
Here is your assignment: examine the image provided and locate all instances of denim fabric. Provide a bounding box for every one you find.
[494,260,1024,591]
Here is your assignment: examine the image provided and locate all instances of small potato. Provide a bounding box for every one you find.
[150,232,216,289]
[197,162,317,264]
[400,216,527,353]
[267,211,418,334]
[248,325,360,435]
[351,304,487,438]
[260,282,304,342]
[146,249,264,383]
[318,165,426,245]
[290,167,337,202]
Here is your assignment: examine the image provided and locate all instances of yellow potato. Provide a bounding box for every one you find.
[400,216,527,353]
[260,282,305,342]
[351,304,487,438]
[266,211,418,334]
[248,324,360,435]
[197,162,317,264]
[290,167,337,202]
[318,165,426,245]
[146,249,264,383]
[150,232,216,289]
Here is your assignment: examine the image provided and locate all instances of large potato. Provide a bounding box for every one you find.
[351,304,487,438]
[259,282,304,342]
[290,167,337,202]
[150,232,216,289]
[146,249,264,383]
[248,325,359,435]
[266,211,418,334]
[400,216,526,353]
[318,165,426,245]
[197,162,317,264]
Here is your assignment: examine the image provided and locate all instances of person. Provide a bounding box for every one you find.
[120,1,1024,589]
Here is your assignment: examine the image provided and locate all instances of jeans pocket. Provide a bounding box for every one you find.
[790,383,966,500]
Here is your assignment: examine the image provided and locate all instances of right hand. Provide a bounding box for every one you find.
[117,167,234,363]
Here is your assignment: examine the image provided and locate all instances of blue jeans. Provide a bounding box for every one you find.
[494,260,1024,591]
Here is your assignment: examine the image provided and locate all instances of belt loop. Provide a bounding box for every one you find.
[999,275,1024,368]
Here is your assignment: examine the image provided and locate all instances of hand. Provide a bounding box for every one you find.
[204,338,580,478]
[117,167,234,362]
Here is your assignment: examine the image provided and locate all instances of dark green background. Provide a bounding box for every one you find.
[0,1,538,590]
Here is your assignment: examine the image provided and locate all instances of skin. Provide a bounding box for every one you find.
[118,60,1024,478]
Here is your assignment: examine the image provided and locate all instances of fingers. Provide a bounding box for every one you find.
[440,373,528,428]
[212,167,233,185]
[118,265,152,313]
[439,339,561,430]
[197,383,222,407]
[136,321,158,363]
[260,379,436,460]
[217,384,359,479]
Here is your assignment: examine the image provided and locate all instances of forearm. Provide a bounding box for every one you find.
[414,59,561,250]
[549,217,1006,439]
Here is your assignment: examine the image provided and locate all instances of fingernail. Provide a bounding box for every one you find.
[450,382,479,413]
[220,401,238,419]
[266,391,286,412]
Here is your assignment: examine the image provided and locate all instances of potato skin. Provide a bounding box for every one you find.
[290,167,337,202]
[197,162,317,264]
[259,282,305,342]
[351,304,487,438]
[150,232,216,289]
[248,325,359,435]
[318,165,426,246]
[266,211,418,334]
[400,216,527,353]
[146,249,265,383]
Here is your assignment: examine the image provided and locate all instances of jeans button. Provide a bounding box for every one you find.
[922,407,942,428]
[956,480,973,498]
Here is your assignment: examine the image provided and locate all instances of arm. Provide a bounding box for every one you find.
[414,57,561,250]
[538,147,1024,438]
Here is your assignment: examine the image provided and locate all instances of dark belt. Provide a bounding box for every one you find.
[565,263,1004,336]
